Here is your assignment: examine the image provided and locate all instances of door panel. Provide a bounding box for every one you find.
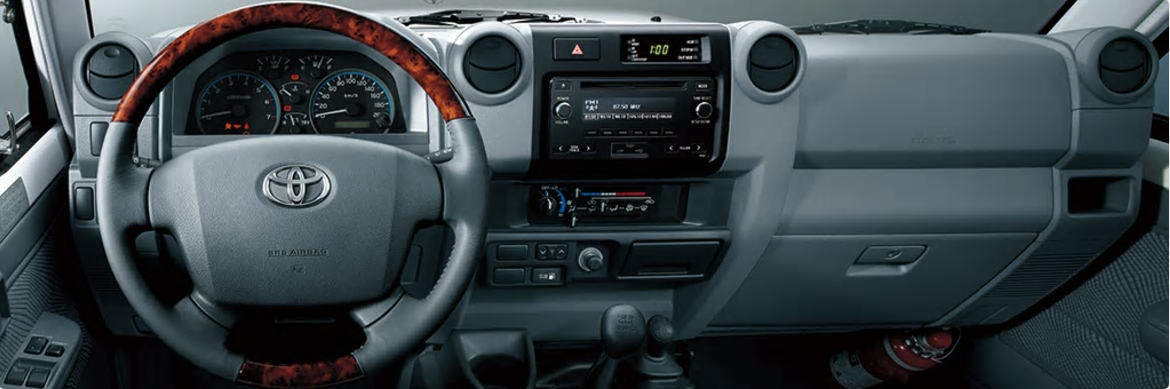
[0,126,97,389]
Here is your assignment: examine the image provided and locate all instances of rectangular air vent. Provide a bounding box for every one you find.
[982,253,1096,299]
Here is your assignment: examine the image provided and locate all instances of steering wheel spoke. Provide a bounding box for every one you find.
[95,122,154,235]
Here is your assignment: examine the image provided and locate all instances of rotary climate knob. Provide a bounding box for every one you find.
[537,195,561,216]
[578,247,605,272]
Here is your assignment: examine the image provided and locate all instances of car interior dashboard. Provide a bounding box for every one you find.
[65,8,1158,347]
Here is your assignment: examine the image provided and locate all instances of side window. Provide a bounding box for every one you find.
[0,7,41,175]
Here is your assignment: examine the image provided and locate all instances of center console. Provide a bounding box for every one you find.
[479,24,735,290]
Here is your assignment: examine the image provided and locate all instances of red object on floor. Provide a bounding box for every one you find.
[826,329,955,389]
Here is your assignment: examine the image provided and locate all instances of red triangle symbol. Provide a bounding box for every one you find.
[571,44,584,55]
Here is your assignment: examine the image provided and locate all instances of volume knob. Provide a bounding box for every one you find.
[554,102,573,119]
[578,247,605,272]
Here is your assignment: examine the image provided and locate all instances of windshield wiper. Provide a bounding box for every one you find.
[792,19,989,35]
[397,10,588,26]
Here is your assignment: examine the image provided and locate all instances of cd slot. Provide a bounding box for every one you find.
[580,81,686,90]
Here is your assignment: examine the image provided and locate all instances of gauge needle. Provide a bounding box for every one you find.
[200,111,232,120]
[281,89,293,96]
[314,109,348,118]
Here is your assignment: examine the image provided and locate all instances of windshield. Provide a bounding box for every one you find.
[89,0,1071,36]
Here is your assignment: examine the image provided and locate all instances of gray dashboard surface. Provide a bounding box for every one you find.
[63,12,1157,341]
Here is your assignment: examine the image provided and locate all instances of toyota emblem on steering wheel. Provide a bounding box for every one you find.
[263,164,332,207]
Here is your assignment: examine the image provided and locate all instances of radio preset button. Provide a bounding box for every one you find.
[695,101,714,119]
[663,129,677,137]
[586,130,599,137]
[632,129,646,136]
[600,129,615,136]
[614,113,627,120]
[617,130,630,136]
[554,102,573,119]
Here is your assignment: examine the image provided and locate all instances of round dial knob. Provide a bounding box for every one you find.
[694,101,714,119]
[578,247,605,272]
[537,195,560,216]
[554,102,573,119]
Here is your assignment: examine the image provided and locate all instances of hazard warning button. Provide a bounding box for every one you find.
[553,38,600,61]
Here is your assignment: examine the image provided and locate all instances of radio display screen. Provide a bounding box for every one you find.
[622,35,703,63]
[589,97,674,112]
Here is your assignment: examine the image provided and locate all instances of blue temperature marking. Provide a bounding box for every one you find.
[557,190,567,214]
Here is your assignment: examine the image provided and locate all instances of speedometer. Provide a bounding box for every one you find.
[196,72,279,135]
[310,70,395,134]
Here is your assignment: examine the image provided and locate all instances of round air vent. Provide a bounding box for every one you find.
[464,36,520,94]
[85,44,138,100]
[747,35,798,92]
[1098,39,1151,94]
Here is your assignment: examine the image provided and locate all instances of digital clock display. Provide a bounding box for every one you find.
[622,35,703,63]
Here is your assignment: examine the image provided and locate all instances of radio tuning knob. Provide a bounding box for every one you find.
[578,247,605,272]
[554,102,573,119]
[694,101,714,119]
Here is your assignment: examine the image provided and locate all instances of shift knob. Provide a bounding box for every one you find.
[600,304,646,359]
[646,315,675,359]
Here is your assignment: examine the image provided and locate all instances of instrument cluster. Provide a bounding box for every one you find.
[187,50,406,135]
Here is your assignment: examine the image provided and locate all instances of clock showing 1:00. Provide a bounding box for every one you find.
[622,35,704,62]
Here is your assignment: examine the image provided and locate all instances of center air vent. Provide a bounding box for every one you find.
[85,44,138,100]
[464,36,520,94]
[747,35,798,92]
[1098,39,1151,94]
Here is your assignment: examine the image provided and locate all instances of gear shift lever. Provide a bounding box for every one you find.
[582,304,645,389]
[646,316,674,360]
[602,304,647,359]
[623,315,693,389]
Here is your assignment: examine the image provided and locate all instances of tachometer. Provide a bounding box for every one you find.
[196,72,279,135]
[310,70,395,134]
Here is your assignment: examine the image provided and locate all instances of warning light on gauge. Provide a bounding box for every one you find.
[291,74,300,81]
[283,105,292,112]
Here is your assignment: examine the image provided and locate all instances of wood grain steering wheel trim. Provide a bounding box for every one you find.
[236,355,363,388]
[110,2,471,125]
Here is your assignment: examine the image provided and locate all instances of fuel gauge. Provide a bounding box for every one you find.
[299,54,335,79]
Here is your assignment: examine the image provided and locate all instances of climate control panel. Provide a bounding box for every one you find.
[530,184,687,227]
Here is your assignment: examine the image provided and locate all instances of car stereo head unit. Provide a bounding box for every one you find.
[547,77,717,161]
[529,24,732,179]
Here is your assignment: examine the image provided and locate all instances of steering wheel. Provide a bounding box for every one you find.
[95,3,487,388]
